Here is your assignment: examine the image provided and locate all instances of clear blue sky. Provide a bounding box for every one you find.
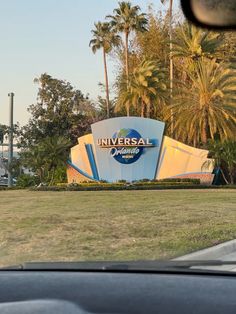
[0,0,180,126]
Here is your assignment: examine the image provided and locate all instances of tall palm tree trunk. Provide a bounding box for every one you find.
[141,101,145,117]
[201,128,207,145]
[49,167,56,186]
[126,105,130,117]
[147,102,151,118]
[103,47,110,119]
[229,170,234,184]
[125,31,129,86]
[201,110,208,145]
[38,168,44,184]
[169,0,174,137]
[125,31,130,116]
[220,168,229,185]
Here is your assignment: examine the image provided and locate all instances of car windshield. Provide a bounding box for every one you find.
[0,0,235,271]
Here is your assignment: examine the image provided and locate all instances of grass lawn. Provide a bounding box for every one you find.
[0,189,236,267]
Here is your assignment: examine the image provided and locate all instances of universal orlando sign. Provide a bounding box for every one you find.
[97,128,155,164]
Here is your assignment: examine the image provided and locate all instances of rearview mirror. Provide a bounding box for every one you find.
[181,0,236,29]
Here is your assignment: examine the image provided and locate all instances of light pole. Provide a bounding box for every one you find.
[8,92,14,187]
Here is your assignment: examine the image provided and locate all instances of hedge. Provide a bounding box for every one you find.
[30,184,236,192]
[0,186,24,191]
[158,178,201,184]
[1,184,235,192]
[56,178,201,187]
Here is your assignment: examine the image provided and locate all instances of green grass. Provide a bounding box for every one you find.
[0,189,236,267]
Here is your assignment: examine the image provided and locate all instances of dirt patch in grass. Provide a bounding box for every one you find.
[0,189,235,266]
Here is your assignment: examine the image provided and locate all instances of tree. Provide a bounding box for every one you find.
[8,157,23,178]
[172,58,236,146]
[203,140,236,184]
[0,125,5,144]
[90,22,120,118]
[116,60,167,118]
[114,9,171,120]
[96,96,116,119]
[172,22,227,92]
[115,77,135,117]
[107,1,148,86]
[39,136,71,185]
[0,124,19,144]
[20,136,71,185]
[16,174,39,188]
[202,140,228,184]
[172,23,224,62]
[19,144,47,183]
[222,140,236,184]
[220,31,236,63]
[19,74,96,148]
[135,9,170,65]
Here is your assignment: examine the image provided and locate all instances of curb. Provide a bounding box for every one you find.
[174,239,236,261]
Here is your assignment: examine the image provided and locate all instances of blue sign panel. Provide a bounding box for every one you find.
[110,128,151,164]
[91,117,165,182]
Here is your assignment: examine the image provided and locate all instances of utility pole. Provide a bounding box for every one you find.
[8,92,14,187]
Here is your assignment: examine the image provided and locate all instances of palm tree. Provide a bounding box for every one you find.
[172,23,223,63]
[39,136,71,185]
[116,60,167,118]
[203,140,236,184]
[115,75,134,116]
[202,140,229,184]
[107,1,148,85]
[90,22,120,118]
[97,96,115,119]
[20,145,46,184]
[222,140,236,184]
[172,58,236,146]
[21,136,71,185]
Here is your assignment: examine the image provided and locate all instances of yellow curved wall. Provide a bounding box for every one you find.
[156,136,213,180]
[67,163,94,184]
[70,134,95,178]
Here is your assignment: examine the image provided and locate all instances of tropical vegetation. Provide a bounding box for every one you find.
[90,22,120,118]
[172,58,236,145]
[107,1,148,84]
[116,60,167,117]
[203,140,236,184]
[19,136,71,186]
[1,1,235,185]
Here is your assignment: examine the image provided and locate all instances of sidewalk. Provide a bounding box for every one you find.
[174,239,236,272]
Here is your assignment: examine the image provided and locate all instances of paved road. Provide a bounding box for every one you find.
[175,239,236,272]
[214,252,236,272]
[193,253,236,272]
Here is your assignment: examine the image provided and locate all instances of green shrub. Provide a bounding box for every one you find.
[138,178,151,182]
[0,186,7,191]
[0,186,24,191]
[159,178,201,184]
[16,174,39,188]
[55,183,68,187]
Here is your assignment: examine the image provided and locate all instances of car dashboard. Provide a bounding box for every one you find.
[0,269,236,313]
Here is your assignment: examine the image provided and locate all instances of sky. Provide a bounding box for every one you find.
[0,0,180,126]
